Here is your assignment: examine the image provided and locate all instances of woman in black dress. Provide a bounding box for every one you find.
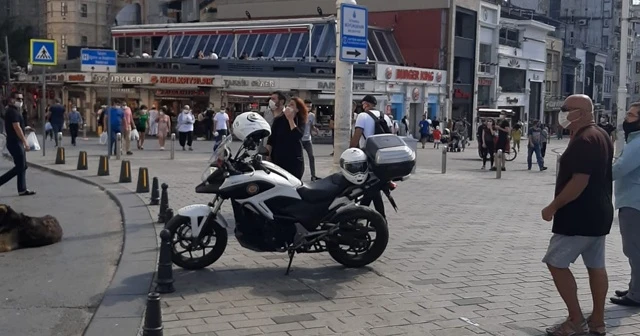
[266,97,308,179]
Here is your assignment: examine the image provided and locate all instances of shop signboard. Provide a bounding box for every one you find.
[151,75,215,86]
[376,65,447,84]
[222,78,277,89]
[92,74,147,84]
[155,89,208,97]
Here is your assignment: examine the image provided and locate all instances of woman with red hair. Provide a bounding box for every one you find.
[266,97,308,179]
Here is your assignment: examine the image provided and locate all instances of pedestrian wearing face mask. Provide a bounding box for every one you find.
[260,91,286,155]
[177,105,195,151]
[0,92,35,196]
[266,97,307,179]
[156,108,171,150]
[136,105,149,149]
[68,106,83,146]
[540,94,613,336]
[610,102,640,308]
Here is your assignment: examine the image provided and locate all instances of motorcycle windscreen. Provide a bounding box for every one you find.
[261,161,303,187]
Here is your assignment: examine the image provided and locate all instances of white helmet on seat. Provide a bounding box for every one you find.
[340,148,369,185]
[233,112,271,141]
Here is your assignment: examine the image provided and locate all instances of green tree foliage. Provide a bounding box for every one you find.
[0,18,36,67]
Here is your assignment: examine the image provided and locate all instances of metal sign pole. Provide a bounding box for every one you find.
[106,71,111,157]
[41,67,46,156]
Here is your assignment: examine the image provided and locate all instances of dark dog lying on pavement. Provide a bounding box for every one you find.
[0,204,63,252]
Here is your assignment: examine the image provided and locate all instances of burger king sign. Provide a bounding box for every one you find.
[377,65,447,84]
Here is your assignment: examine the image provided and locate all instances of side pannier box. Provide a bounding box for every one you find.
[364,134,416,181]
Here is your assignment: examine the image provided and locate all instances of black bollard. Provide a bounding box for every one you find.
[155,229,175,294]
[150,177,160,205]
[158,183,169,224]
[142,292,164,336]
[165,208,174,223]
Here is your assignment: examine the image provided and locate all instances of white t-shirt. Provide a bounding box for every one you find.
[214,112,229,130]
[354,109,393,148]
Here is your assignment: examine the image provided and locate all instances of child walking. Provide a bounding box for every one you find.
[433,126,442,149]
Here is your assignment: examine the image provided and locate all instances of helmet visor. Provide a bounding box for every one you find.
[341,161,368,174]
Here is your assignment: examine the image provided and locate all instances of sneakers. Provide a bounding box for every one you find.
[19,190,36,196]
[188,147,193,151]
[541,167,548,171]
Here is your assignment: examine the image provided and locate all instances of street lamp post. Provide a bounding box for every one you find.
[616,0,631,157]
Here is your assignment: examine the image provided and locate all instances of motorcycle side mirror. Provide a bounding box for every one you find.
[255,154,263,163]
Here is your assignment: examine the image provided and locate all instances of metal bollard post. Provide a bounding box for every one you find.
[555,153,561,177]
[116,133,122,160]
[57,132,62,146]
[496,150,503,179]
[170,133,176,160]
[155,229,175,293]
[82,123,88,140]
[441,146,447,174]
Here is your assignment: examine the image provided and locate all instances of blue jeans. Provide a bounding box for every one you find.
[527,144,544,170]
[0,141,27,192]
[52,123,63,146]
[110,129,121,155]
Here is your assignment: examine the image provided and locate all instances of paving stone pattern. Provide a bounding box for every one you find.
[26,136,640,335]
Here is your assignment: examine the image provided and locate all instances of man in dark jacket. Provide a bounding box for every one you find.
[47,99,65,147]
[0,92,35,195]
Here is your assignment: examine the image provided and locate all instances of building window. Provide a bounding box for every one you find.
[81,36,88,46]
[81,4,87,17]
[61,2,67,16]
[635,82,639,94]
[477,84,491,107]
[479,44,492,63]
[546,80,551,93]
[602,36,609,50]
[546,53,552,68]
[604,19,610,27]
[61,34,67,49]
[499,28,520,48]
[604,10,611,17]
[552,81,559,94]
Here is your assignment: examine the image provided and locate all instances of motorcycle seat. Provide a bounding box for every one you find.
[297,173,348,202]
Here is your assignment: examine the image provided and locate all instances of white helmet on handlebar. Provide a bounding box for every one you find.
[340,148,369,185]
[233,112,271,141]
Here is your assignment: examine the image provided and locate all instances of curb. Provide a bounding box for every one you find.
[6,154,158,336]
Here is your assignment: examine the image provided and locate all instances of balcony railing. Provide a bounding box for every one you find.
[500,85,526,93]
[478,64,493,74]
[53,57,377,79]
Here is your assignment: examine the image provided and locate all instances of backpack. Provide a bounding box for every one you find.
[363,110,392,136]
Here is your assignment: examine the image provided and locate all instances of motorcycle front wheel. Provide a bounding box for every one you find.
[165,214,228,270]
[325,206,389,268]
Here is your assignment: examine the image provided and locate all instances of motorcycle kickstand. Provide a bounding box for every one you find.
[285,250,295,275]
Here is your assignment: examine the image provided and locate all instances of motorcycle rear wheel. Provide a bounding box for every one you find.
[326,206,389,268]
[165,215,228,270]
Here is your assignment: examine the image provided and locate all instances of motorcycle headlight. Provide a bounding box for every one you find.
[201,167,217,182]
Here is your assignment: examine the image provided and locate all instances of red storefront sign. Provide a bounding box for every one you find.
[478,78,492,86]
[151,76,214,86]
[155,89,208,97]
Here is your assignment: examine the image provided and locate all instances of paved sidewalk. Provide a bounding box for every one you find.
[23,135,640,335]
[0,159,122,336]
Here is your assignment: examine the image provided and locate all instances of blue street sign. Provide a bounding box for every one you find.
[81,48,118,73]
[30,39,57,66]
[339,3,368,63]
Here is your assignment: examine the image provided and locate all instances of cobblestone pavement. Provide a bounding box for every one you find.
[24,135,640,335]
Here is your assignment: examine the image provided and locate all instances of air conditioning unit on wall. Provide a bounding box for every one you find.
[578,19,588,25]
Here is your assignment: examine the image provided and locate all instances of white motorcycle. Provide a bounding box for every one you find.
[165,112,415,274]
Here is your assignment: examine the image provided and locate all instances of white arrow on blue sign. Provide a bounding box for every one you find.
[80,48,118,73]
[339,3,368,63]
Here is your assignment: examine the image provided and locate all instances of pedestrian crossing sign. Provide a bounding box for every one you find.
[30,39,57,66]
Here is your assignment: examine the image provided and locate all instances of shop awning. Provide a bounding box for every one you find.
[316,93,383,101]
[226,93,271,99]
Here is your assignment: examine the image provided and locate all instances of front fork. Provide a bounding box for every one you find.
[189,196,224,245]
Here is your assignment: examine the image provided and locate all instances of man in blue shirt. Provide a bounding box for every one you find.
[610,102,640,308]
[47,99,65,147]
[419,114,431,149]
[103,102,124,156]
